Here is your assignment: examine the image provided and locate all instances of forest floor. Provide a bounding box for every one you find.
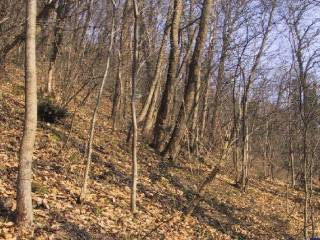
[0,65,320,239]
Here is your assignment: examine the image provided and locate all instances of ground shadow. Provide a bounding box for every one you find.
[0,197,15,222]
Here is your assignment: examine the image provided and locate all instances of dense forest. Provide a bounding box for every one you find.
[0,0,320,239]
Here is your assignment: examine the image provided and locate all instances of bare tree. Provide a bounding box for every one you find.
[238,0,276,192]
[112,0,132,130]
[130,0,139,214]
[284,1,320,237]
[163,0,213,161]
[16,0,37,236]
[153,0,183,152]
[79,0,116,203]
[138,10,171,127]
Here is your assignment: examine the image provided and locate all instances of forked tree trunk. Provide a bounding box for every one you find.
[137,22,170,124]
[16,0,37,235]
[126,15,170,139]
[153,0,183,152]
[163,0,213,161]
[79,3,116,202]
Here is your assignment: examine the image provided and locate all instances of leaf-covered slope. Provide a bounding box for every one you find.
[0,67,319,239]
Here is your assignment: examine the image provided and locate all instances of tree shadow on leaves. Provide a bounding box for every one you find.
[34,210,109,240]
[0,197,15,222]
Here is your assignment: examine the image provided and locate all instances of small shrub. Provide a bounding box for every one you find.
[68,152,81,163]
[31,182,49,195]
[12,85,25,96]
[48,133,61,142]
[92,205,103,216]
[38,99,68,123]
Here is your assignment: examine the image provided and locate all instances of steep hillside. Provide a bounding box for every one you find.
[0,67,319,239]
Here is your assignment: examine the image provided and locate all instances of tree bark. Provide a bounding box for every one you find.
[163,0,213,161]
[130,0,139,214]
[47,2,65,95]
[289,115,295,187]
[303,128,309,239]
[209,8,232,146]
[112,49,123,130]
[142,79,161,137]
[153,0,183,152]
[16,0,37,235]
[199,30,216,140]
[112,0,132,129]
[137,22,170,124]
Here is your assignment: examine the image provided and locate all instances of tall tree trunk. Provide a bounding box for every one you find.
[198,29,218,141]
[46,0,70,95]
[130,0,139,214]
[188,0,198,152]
[289,140,295,185]
[46,1,58,94]
[143,79,161,137]
[209,13,231,146]
[16,0,37,235]
[47,22,63,94]
[303,128,309,239]
[264,121,270,179]
[240,99,248,192]
[309,150,315,238]
[112,49,123,130]
[232,65,241,183]
[126,15,171,139]
[79,3,115,202]
[163,0,213,161]
[190,71,201,153]
[289,113,295,187]
[112,0,132,129]
[137,22,170,124]
[153,0,183,152]
[238,2,275,191]
[199,77,210,140]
